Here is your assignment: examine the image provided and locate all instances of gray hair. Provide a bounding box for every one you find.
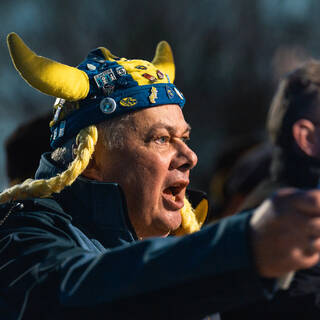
[96,113,133,150]
[51,113,134,167]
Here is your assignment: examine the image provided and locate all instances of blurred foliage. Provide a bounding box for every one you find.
[1,0,320,193]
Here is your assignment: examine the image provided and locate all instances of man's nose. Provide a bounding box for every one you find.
[170,141,198,171]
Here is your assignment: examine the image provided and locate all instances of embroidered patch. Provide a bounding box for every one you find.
[120,97,137,107]
[149,87,158,104]
[166,85,174,99]
[94,69,116,88]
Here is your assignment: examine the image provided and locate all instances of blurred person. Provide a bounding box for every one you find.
[241,60,320,210]
[5,112,51,186]
[207,43,308,222]
[208,138,272,220]
[2,33,320,320]
[218,142,272,218]
[222,60,320,319]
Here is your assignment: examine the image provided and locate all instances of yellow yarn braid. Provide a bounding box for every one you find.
[0,125,98,204]
[175,197,208,236]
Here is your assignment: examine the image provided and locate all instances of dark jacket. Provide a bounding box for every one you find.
[0,153,276,320]
[222,146,320,319]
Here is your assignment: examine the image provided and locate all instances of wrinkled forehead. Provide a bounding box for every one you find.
[131,104,190,133]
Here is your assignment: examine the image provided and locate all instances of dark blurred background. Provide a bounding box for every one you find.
[0,0,319,198]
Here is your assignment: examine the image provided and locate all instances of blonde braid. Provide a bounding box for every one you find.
[0,125,98,204]
[173,197,207,236]
[178,198,200,235]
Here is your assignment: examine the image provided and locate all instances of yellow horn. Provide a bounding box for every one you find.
[7,33,89,101]
[152,41,175,83]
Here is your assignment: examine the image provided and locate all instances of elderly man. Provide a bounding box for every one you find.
[1,33,320,320]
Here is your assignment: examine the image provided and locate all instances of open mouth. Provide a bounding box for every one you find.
[162,182,188,210]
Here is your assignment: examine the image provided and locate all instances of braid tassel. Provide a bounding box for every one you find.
[174,197,208,236]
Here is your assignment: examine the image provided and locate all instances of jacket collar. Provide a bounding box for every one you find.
[35,153,138,247]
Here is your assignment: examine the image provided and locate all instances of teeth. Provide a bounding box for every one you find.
[172,195,176,201]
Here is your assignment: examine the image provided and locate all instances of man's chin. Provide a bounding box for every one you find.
[161,209,182,234]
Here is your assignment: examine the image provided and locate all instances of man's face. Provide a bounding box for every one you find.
[90,104,198,239]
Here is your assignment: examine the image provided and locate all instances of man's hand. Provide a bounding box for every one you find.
[250,188,320,278]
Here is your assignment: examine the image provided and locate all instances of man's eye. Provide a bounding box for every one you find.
[155,136,169,144]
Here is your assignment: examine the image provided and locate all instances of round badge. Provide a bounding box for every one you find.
[100,97,117,114]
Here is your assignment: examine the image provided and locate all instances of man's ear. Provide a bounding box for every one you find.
[292,119,318,157]
[81,151,102,181]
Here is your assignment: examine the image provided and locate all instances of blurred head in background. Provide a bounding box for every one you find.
[5,112,51,186]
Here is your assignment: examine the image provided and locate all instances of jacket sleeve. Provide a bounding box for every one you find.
[0,206,276,319]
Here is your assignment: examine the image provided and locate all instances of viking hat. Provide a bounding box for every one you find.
[7,33,185,148]
[2,33,207,235]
